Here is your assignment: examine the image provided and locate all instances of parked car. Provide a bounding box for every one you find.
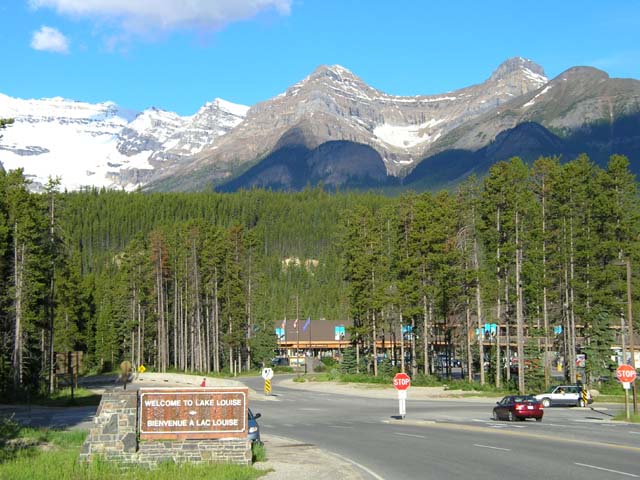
[492,395,544,422]
[248,408,262,444]
[271,356,290,367]
[534,385,592,407]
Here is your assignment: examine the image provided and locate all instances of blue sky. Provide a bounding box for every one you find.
[1,0,639,116]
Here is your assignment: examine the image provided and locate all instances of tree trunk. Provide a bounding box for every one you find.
[496,207,502,389]
[12,227,24,388]
[568,219,577,384]
[516,211,525,394]
[474,236,485,385]
[372,311,378,377]
[213,268,220,373]
[411,316,417,377]
[422,295,430,375]
[466,299,473,381]
[541,176,551,388]
[399,314,405,374]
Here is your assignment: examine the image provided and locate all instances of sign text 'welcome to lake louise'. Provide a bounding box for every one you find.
[139,388,248,440]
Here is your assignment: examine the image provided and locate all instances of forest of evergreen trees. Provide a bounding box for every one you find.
[0,153,637,399]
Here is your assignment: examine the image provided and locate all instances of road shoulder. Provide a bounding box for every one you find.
[255,434,365,480]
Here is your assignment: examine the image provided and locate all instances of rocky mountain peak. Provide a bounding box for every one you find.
[288,64,372,97]
[308,64,358,82]
[554,66,609,83]
[489,57,547,85]
[200,98,250,118]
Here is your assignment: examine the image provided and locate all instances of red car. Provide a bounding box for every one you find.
[492,395,544,422]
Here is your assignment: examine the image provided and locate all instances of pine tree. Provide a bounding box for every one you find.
[340,347,358,374]
[0,118,14,141]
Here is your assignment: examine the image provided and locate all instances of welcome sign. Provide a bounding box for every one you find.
[139,388,248,440]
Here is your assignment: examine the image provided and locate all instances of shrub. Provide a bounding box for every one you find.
[321,357,338,367]
[252,441,267,462]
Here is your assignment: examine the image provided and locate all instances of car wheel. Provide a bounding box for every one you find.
[508,411,515,422]
[541,398,551,408]
[492,409,498,421]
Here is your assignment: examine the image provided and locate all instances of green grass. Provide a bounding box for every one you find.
[613,412,640,423]
[0,420,267,480]
[594,394,626,404]
[300,371,514,395]
[251,442,267,463]
[37,387,102,407]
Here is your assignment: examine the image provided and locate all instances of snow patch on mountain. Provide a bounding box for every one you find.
[522,68,548,86]
[212,98,250,118]
[374,120,444,149]
[523,85,553,108]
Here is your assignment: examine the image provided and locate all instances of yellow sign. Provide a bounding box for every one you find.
[138,364,146,373]
[264,379,272,395]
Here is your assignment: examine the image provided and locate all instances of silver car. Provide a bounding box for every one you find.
[535,385,592,407]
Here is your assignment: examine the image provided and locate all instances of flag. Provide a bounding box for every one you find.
[302,317,311,332]
[281,319,286,329]
[293,318,298,329]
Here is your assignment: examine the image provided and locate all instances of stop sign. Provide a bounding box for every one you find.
[393,373,411,390]
[616,364,637,383]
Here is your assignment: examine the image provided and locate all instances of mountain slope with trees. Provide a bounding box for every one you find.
[0,151,637,400]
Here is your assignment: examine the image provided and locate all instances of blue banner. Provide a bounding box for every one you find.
[275,328,285,340]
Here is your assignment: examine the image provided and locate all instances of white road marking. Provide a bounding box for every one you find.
[394,432,426,439]
[298,408,324,411]
[329,425,353,429]
[472,419,524,428]
[630,431,640,435]
[282,423,295,427]
[575,463,639,478]
[473,444,511,452]
[330,452,387,480]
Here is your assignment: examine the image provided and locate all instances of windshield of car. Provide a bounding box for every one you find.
[513,396,537,403]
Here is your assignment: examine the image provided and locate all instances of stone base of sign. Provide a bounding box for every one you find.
[80,391,251,467]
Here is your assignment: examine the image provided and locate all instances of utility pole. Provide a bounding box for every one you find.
[296,294,300,357]
[626,258,637,414]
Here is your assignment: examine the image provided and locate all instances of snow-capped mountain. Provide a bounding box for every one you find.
[2,57,638,193]
[0,94,247,191]
[151,57,549,190]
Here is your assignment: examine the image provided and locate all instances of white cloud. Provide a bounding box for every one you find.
[29,0,292,34]
[31,26,70,53]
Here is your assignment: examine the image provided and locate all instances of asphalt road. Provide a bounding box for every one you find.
[241,375,640,480]
[3,375,639,480]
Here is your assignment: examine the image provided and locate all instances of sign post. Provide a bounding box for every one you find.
[616,364,637,420]
[262,367,274,396]
[393,372,411,419]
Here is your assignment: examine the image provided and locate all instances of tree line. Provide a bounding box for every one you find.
[0,151,636,399]
[341,155,638,393]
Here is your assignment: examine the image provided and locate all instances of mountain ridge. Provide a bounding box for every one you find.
[1,57,638,192]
